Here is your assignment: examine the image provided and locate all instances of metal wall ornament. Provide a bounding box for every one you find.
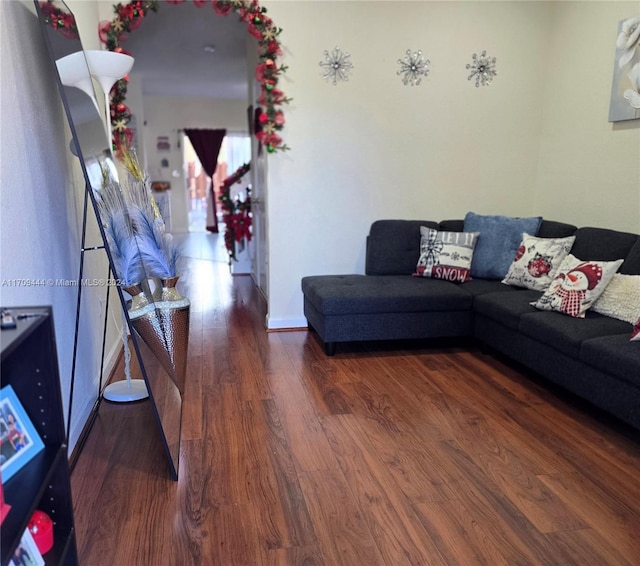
[466,50,497,87]
[397,49,430,86]
[320,47,354,85]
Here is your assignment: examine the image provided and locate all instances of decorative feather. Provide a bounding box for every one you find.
[129,206,178,279]
[94,158,182,284]
[103,210,145,286]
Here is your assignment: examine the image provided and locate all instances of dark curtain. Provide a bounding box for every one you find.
[184,128,226,233]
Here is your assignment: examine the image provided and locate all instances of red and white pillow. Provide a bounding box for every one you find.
[532,254,623,318]
[415,227,479,283]
[502,233,576,291]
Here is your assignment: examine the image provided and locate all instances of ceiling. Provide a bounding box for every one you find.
[119,2,250,100]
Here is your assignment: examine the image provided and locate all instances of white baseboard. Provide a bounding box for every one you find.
[68,336,123,452]
[266,316,308,330]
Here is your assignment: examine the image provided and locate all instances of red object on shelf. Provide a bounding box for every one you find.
[0,477,10,524]
[28,510,54,554]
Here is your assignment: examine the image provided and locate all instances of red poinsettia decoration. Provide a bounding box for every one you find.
[39,1,79,39]
[219,163,252,261]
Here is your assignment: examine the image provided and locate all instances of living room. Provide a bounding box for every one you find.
[1,1,639,564]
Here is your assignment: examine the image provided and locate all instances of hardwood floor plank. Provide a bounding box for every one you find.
[411,499,511,566]
[437,439,562,565]
[322,414,451,565]
[181,353,203,441]
[538,471,640,559]
[298,468,385,565]
[544,527,640,566]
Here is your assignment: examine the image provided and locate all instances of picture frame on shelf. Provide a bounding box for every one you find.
[0,386,45,482]
[9,527,44,566]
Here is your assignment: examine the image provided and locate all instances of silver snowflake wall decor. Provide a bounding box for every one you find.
[466,50,497,87]
[397,49,430,86]
[319,47,354,85]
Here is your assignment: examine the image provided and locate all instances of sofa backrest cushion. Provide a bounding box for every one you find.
[618,237,640,275]
[366,220,438,275]
[537,220,577,238]
[439,219,576,239]
[570,227,638,266]
[439,219,464,232]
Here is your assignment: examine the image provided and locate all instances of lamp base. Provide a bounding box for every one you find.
[103,379,148,402]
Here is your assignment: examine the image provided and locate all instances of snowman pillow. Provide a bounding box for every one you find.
[532,254,623,318]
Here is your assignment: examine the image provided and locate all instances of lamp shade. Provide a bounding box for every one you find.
[84,50,134,95]
[55,51,100,112]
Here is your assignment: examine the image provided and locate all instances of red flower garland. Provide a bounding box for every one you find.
[94,0,290,156]
[39,1,80,39]
[219,162,252,261]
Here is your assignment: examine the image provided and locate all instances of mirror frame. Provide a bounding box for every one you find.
[34,0,184,480]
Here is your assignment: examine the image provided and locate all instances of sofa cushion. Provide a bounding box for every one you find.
[439,219,464,232]
[502,233,576,291]
[570,227,637,263]
[537,220,577,238]
[460,279,523,297]
[474,289,542,330]
[463,212,543,280]
[415,227,479,282]
[581,334,640,387]
[619,237,640,275]
[532,255,623,318]
[301,274,473,315]
[366,220,439,276]
[519,310,632,358]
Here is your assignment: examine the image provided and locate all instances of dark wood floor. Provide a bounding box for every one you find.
[71,232,640,565]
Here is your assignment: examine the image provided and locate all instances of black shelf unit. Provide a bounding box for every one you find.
[1,306,78,566]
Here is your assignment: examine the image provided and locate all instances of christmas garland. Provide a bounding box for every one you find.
[39,1,79,39]
[219,162,252,261]
[97,0,290,155]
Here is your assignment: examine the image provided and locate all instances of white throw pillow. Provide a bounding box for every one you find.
[592,273,640,324]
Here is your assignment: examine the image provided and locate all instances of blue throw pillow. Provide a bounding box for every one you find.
[463,212,543,279]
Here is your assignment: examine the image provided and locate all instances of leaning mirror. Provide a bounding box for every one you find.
[34,0,187,480]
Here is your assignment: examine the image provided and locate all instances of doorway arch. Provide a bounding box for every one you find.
[99,0,289,155]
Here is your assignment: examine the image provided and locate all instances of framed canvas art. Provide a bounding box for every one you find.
[609,16,640,122]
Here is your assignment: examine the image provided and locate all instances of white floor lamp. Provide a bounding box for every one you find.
[103,309,148,402]
[58,49,147,402]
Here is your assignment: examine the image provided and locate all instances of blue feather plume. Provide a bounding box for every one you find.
[129,206,178,279]
[102,210,145,286]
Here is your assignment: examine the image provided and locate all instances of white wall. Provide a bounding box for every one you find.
[141,95,248,231]
[264,0,552,327]
[0,1,122,451]
[534,1,640,230]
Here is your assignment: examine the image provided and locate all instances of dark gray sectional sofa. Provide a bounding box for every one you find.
[301,219,640,430]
